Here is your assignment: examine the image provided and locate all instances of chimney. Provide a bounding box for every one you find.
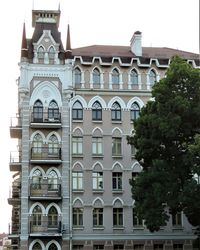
[130,31,142,56]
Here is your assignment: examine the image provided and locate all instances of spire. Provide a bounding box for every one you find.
[65,24,72,59]
[21,22,28,59]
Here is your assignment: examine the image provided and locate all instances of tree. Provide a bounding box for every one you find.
[128,56,200,233]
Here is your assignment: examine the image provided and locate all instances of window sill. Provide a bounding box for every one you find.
[92,154,104,158]
[72,154,84,158]
[112,155,123,159]
[92,120,102,123]
[93,226,104,230]
[72,189,84,193]
[112,190,123,194]
[93,189,104,193]
[112,121,122,124]
[72,120,83,123]
[133,226,145,230]
[113,226,124,230]
[172,226,183,231]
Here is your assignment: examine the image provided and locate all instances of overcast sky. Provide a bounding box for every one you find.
[0,0,199,233]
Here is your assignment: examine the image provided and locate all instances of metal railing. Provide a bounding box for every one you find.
[29,220,62,234]
[10,151,21,164]
[30,147,62,160]
[31,112,61,123]
[30,183,61,198]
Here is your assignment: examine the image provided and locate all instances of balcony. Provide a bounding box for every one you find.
[31,112,61,128]
[8,185,21,205]
[30,147,62,164]
[29,220,62,237]
[8,223,20,239]
[9,151,21,172]
[10,115,22,138]
[29,183,62,200]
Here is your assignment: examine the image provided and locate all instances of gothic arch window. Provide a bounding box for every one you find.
[48,100,59,120]
[32,205,42,226]
[130,69,138,85]
[33,100,43,122]
[112,68,119,84]
[92,101,102,121]
[130,102,140,121]
[49,46,55,60]
[72,101,83,120]
[32,242,42,250]
[32,169,42,189]
[33,133,43,155]
[48,243,58,250]
[38,46,45,59]
[48,170,58,190]
[111,102,121,121]
[48,206,58,228]
[93,68,100,84]
[74,68,81,85]
[48,134,59,155]
[149,69,156,85]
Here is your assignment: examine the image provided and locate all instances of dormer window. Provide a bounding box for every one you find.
[38,46,45,59]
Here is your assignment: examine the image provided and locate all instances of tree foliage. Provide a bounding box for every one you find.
[128,56,200,232]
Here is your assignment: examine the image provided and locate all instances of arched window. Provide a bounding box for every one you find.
[72,101,83,120]
[38,46,44,59]
[33,133,43,155]
[48,170,58,190]
[32,205,42,226]
[130,102,140,121]
[149,69,156,85]
[48,243,58,250]
[48,100,59,121]
[130,69,138,84]
[93,68,100,84]
[49,46,55,60]
[48,135,59,155]
[33,100,43,122]
[32,169,42,189]
[74,68,81,85]
[33,242,42,250]
[92,101,102,121]
[48,206,58,228]
[111,102,121,121]
[112,69,119,84]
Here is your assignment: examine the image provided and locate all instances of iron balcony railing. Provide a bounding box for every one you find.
[30,183,61,198]
[31,147,62,161]
[8,223,21,235]
[10,151,21,164]
[31,112,61,123]
[29,219,62,234]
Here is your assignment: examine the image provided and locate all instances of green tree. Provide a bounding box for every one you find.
[128,56,200,232]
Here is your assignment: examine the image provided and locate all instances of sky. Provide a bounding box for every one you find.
[0,0,199,233]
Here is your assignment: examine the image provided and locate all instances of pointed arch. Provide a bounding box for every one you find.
[48,100,59,120]
[92,197,104,206]
[112,162,124,171]
[46,167,61,178]
[129,68,139,85]
[88,96,107,109]
[73,197,84,206]
[111,67,120,84]
[46,132,61,143]
[92,127,103,136]
[29,202,45,215]
[46,240,61,250]
[73,66,82,85]
[131,162,143,172]
[30,166,46,178]
[127,97,144,109]
[92,67,101,84]
[46,203,61,215]
[38,45,45,59]
[112,197,124,206]
[48,46,56,60]
[108,97,126,109]
[72,100,83,120]
[70,95,87,108]
[72,127,83,136]
[72,161,84,171]
[29,239,45,250]
[112,127,123,136]
[92,162,104,171]
[30,131,45,143]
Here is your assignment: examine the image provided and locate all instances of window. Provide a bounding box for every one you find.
[33,100,43,122]
[92,172,103,190]
[72,137,83,154]
[72,101,83,120]
[133,208,143,227]
[112,137,122,156]
[33,242,42,250]
[48,170,58,190]
[154,244,163,250]
[114,245,124,250]
[73,245,83,250]
[113,208,123,227]
[32,133,43,155]
[48,135,59,155]
[49,46,55,60]
[72,172,83,190]
[173,244,183,250]
[112,68,119,84]
[38,46,44,59]
[48,100,59,120]
[172,212,182,226]
[92,137,103,155]
[48,206,58,228]
[93,68,100,84]
[131,144,136,156]
[130,102,140,121]
[73,208,83,226]
[111,102,121,121]
[134,245,144,250]
[112,172,122,190]
[32,169,42,189]
[130,69,138,84]
[74,68,81,85]
[149,70,156,85]
[32,205,42,226]
[93,208,103,227]
[92,101,102,120]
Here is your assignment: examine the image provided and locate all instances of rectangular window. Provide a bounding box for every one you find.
[173,244,183,250]
[112,137,122,156]
[134,245,144,250]
[72,172,83,190]
[73,208,83,226]
[113,208,123,227]
[112,172,122,190]
[133,208,143,227]
[92,172,103,190]
[172,212,182,226]
[153,244,163,250]
[72,137,83,154]
[92,137,103,155]
[93,208,103,227]
[114,245,124,250]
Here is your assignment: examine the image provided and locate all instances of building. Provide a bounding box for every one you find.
[8,7,199,250]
